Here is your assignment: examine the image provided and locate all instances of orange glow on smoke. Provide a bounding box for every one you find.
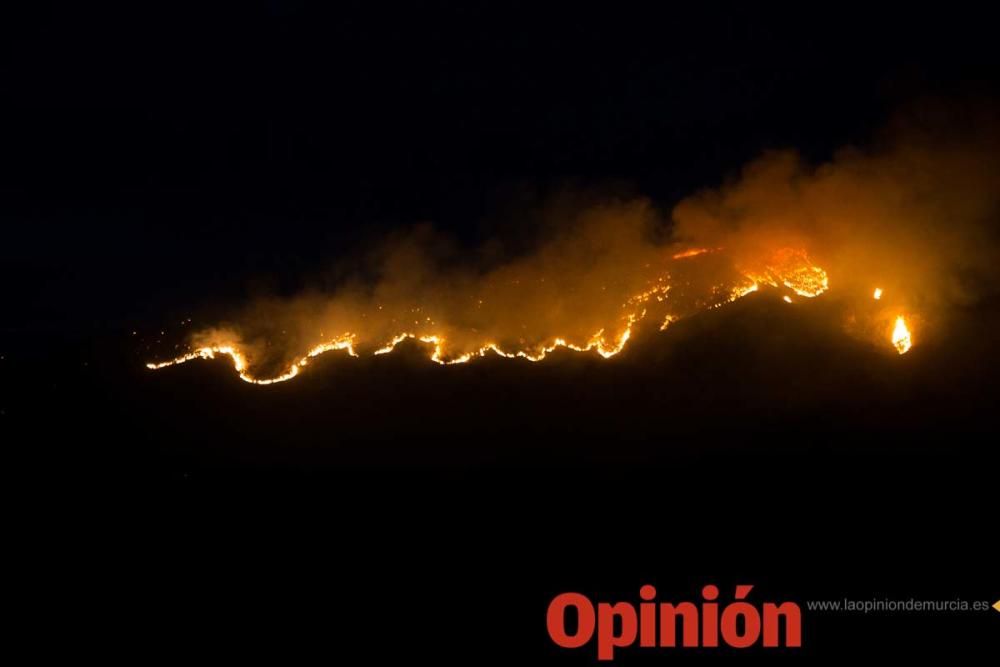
[147,246,838,384]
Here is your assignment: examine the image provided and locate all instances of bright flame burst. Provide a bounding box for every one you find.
[147,247,835,384]
[740,247,829,298]
[892,316,912,355]
[146,336,358,385]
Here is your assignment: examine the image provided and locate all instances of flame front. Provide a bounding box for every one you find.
[146,246,834,384]
[892,316,912,355]
[146,336,357,385]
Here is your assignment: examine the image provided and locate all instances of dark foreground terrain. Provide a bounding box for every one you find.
[4,291,997,660]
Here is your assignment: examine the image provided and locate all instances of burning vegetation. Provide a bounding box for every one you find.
[147,243,832,384]
[148,103,999,383]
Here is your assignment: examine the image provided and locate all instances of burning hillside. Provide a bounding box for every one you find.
[146,104,998,384]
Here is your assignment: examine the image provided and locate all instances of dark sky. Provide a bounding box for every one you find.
[2,3,997,330]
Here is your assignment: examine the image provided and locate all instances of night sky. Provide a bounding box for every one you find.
[4,4,998,329]
[3,3,998,661]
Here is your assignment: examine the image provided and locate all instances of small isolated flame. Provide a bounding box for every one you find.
[891,316,912,355]
[873,287,882,300]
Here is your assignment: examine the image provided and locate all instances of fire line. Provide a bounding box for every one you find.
[145,246,921,385]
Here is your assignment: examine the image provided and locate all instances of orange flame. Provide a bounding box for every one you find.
[671,247,719,260]
[892,316,912,354]
[147,247,832,384]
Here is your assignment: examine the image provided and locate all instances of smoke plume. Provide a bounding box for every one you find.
[157,100,1000,380]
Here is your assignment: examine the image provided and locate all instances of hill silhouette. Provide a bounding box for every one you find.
[5,289,994,476]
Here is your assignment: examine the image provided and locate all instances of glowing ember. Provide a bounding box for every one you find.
[873,287,882,300]
[891,316,912,354]
[783,295,793,303]
[727,281,759,303]
[671,247,717,260]
[147,246,832,384]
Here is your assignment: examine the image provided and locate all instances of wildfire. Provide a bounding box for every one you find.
[891,316,912,355]
[722,280,758,305]
[873,287,882,300]
[671,247,718,260]
[740,248,829,298]
[371,318,637,365]
[147,246,833,384]
[146,335,357,385]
